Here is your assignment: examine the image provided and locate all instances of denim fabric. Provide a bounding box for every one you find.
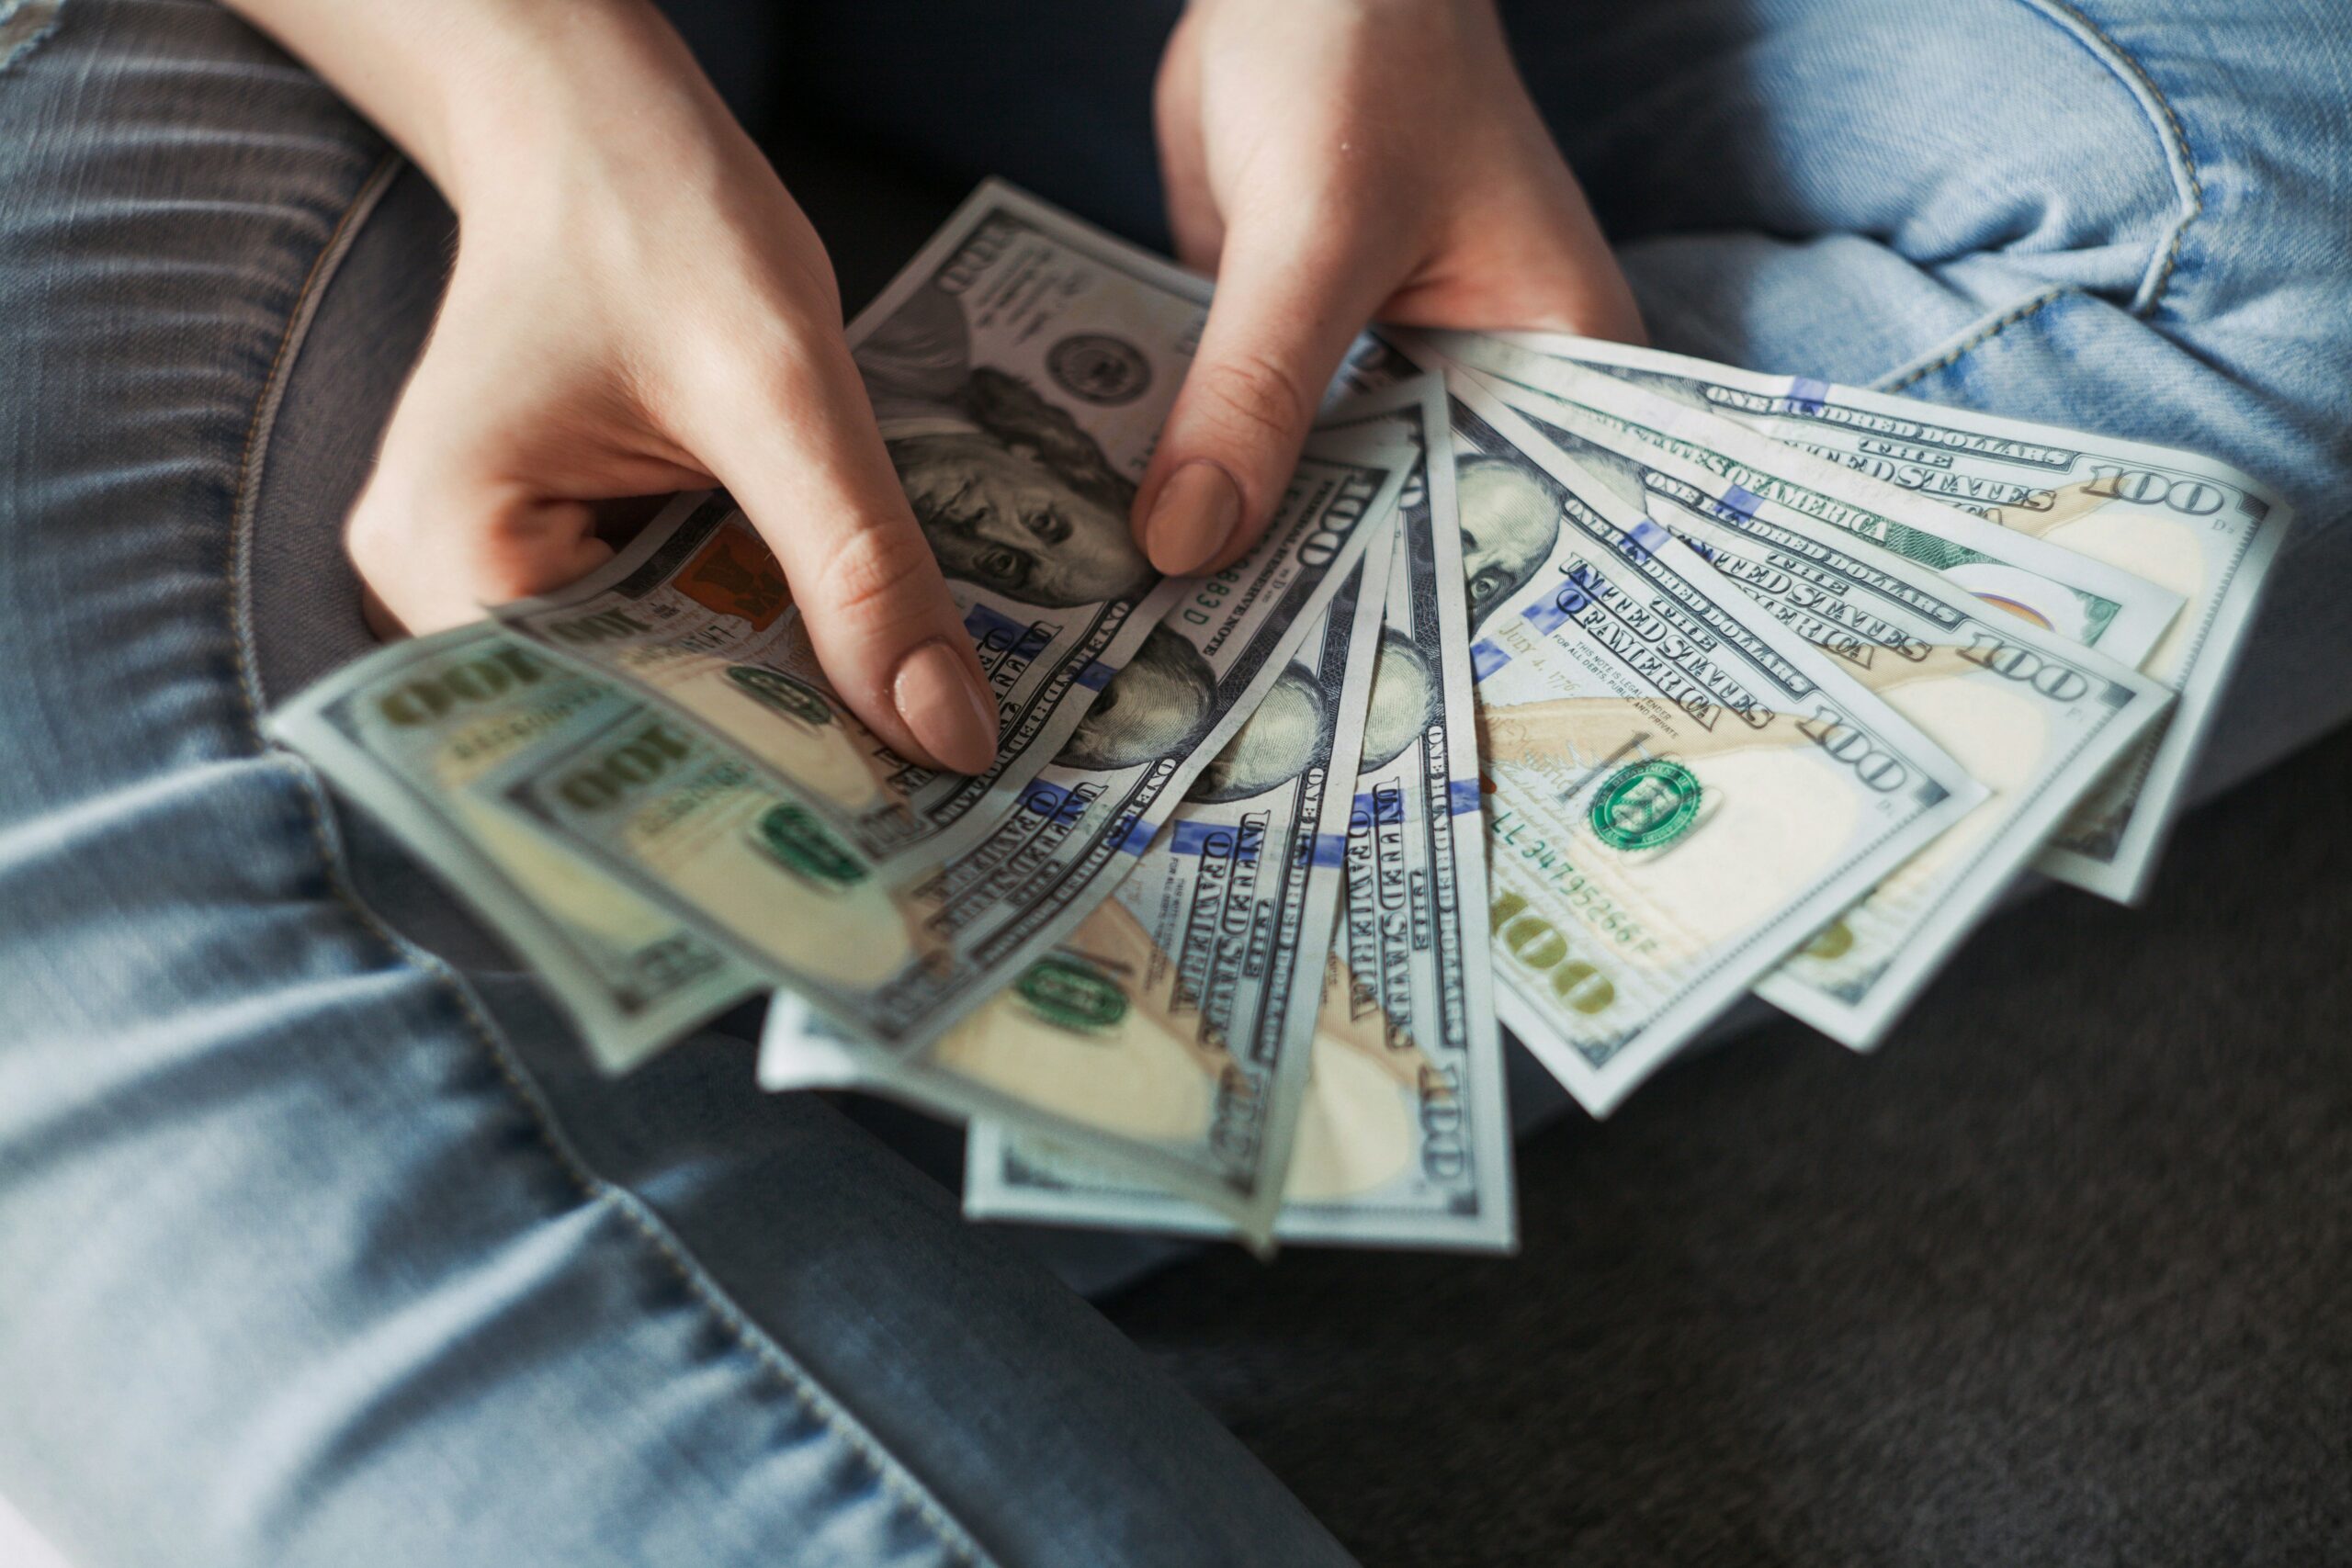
[2,3,2347,1566]
[0,4,1356,1566]
[784,0,2352,795]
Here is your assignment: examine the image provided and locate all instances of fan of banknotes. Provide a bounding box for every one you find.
[271,183,2290,1255]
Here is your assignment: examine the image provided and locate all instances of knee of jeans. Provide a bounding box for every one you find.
[1549,0,2203,318]
[1842,0,2350,355]
[1844,0,2203,316]
[0,0,63,73]
[2061,1,2352,358]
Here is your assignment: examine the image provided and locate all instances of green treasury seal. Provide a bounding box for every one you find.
[726,664,834,729]
[751,802,867,889]
[1589,759,1703,852]
[1016,952,1130,1034]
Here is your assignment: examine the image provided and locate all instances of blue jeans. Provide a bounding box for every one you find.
[2,2,2346,1564]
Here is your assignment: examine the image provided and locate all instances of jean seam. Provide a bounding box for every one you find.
[2009,0,2205,317]
[1874,1,2206,395]
[1874,283,2071,394]
[224,154,999,1568]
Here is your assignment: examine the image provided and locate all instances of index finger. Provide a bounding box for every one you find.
[1132,220,1400,577]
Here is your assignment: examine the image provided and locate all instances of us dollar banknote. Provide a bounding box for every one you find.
[1473,376,2176,1048]
[1419,334,2183,666]
[1394,364,1985,1114]
[964,376,1516,1251]
[266,626,761,1071]
[495,181,1244,874]
[488,420,1408,1071]
[1453,331,2292,904]
[838,523,1393,1245]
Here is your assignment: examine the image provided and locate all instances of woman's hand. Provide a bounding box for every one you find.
[232,0,999,773]
[1137,0,1644,575]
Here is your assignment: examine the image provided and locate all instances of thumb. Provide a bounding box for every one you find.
[1133,220,1398,577]
[689,341,1000,776]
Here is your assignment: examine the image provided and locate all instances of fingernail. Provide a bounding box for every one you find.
[894,638,999,775]
[1143,459,1243,575]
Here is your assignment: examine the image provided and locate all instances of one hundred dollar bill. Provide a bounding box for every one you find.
[1394,365,1985,1115]
[1471,374,2176,1048]
[840,525,1394,1245]
[1453,331,2292,904]
[491,490,1141,875]
[490,420,1409,1078]
[964,376,1516,1251]
[1419,333,2183,663]
[266,626,761,1071]
[494,181,1240,874]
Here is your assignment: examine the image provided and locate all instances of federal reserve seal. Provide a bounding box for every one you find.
[1015,952,1130,1034]
[751,802,866,890]
[1589,759,1703,852]
[725,664,834,730]
[1046,333,1151,406]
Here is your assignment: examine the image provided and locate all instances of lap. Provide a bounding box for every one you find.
[781,0,2347,515]
[1509,0,2352,788]
[0,6,1348,1566]
[6,1,2343,1556]
[790,0,2352,788]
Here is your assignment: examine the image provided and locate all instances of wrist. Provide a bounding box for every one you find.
[425,1,728,218]
[223,0,728,220]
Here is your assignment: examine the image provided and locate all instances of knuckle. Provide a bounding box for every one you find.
[345,479,554,618]
[1191,349,1312,448]
[344,502,386,558]
[816,520,938,630]
[344,496,406,579]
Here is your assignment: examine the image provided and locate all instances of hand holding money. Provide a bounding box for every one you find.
[272,185,2291,1257]
[1133,0,1642,577]
[283,0,1000,776]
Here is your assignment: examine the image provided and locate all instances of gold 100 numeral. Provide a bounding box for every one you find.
[1490,891,1616,1016]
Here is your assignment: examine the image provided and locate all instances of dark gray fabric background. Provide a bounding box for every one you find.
[784,132,2352,1568]
[1107,717,2352,1568]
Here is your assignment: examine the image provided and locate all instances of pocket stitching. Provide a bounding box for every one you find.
[1877,283,2071,393]
[2011,0,2206,317]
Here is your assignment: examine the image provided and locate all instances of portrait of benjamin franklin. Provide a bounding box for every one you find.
[1057,625,1216,773]
[1185,623,1444,805]
[1187,663,1329,804]
[1544,425,1652,514]
[861,284,1156,608]
[1459,455,1563,634]
[1358,630,1437,773]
